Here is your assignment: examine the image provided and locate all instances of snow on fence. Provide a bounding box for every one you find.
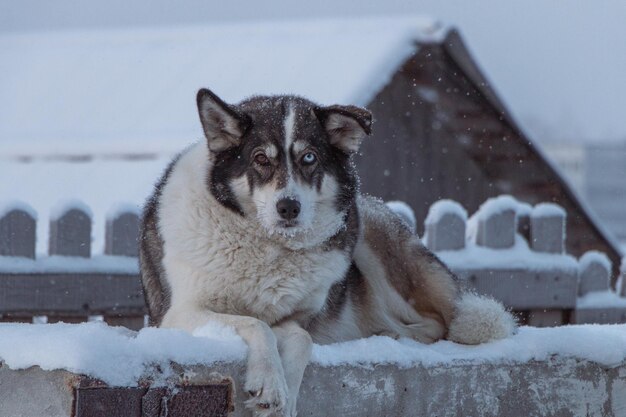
[1,322,626,416]
[0,201,145,329]
[1,196,625,330]
[1,198,626,416]
[0,201,140,259]
[422,195,626,326]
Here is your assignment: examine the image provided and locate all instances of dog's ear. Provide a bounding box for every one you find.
[314,105,372,153]
[197,88,250,152]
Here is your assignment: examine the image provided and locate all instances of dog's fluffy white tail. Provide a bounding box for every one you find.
[447,293,516,345]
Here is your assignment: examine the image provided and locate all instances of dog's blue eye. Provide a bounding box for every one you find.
[302,152,316,165]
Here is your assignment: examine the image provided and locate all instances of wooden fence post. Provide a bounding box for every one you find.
[105,205,141,257]
[516,203,532,243]
[49,201,92,258]
[385,201,416,234]
[617,256,626,297]
[578,251,611,296]
[527,203,567,327]
[424,200,466,251]
[0,202,36,259]
[475,195,517,249]
[530,203,566,254]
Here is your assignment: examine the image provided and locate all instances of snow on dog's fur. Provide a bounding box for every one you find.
[139,88,516,417]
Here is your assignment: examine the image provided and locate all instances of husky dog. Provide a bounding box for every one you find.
[140,88,515,417]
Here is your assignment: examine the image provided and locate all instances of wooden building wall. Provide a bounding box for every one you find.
[356,42,497,235]
[356,30,623,284]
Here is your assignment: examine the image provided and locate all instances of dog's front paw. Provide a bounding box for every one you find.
[244,363,289,417]
[284,395,298,417]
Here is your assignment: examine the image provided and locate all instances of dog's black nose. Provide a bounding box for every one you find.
[276,198,301,220]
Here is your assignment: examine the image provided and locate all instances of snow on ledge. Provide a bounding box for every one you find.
[577,290,626,309]
[50,199,93,221]
[0,322,625,387]
[0,255,139,274]
[437,235,578,272]
[0,322,246,386]
[0,200,37,220]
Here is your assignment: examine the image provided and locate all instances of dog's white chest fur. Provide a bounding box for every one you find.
[158,144,350,324]
[204,242,347,322]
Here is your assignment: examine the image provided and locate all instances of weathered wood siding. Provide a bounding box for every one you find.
[357,31,622,284]
[357,48,492,234]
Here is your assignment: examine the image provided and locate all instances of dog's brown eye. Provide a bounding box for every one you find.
[254,153,270,166]
[301,152,317,165]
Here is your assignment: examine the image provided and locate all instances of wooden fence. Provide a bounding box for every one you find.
[0,202,145,329]
[1,196,625,329]
[422,196,626,326]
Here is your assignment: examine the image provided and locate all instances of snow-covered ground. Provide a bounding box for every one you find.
[0,322,625,386]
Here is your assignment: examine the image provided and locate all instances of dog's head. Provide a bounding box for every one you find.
[196,88,372,244]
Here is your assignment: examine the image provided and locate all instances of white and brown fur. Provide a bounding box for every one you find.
[140,88,515,417]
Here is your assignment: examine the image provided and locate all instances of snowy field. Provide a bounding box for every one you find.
[0,321,625,386]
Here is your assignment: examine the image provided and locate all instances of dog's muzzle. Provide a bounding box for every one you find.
[276,198,301,221]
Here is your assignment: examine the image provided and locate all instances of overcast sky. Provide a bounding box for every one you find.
[2,0,625,143]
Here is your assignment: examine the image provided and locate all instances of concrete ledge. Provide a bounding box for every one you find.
[0,366,79,417]
[2,358,625,417]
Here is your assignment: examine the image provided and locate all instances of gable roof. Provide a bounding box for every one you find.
[443,30,623,274]
[0,17,443,157]
[354,29,623,281]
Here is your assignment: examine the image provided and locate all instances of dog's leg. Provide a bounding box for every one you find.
[272,321,312,417]
[162,307,288,417]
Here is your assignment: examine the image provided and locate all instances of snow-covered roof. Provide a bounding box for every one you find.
[0,17,444,157]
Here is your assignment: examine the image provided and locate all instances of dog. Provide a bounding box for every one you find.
[139,88,515,417]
